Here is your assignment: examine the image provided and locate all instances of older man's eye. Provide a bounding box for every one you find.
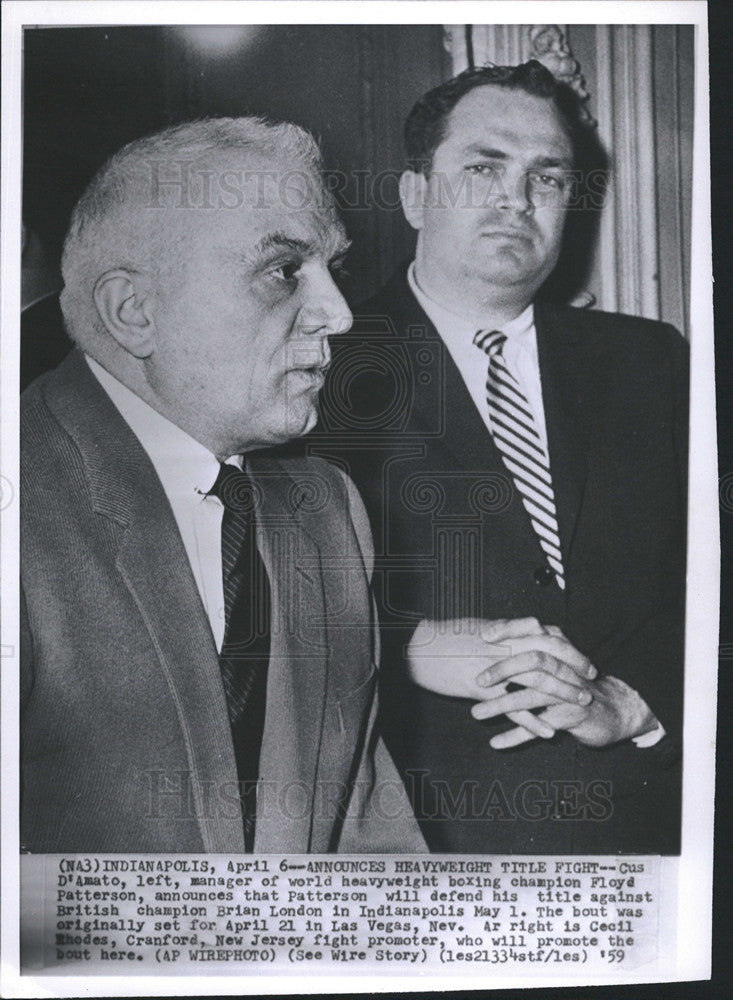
[272,261,300,283]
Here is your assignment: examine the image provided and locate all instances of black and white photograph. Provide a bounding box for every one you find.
[1,1,718,995]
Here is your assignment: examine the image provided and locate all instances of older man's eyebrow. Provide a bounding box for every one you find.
[254,232,314,257]
[252,230,351,262]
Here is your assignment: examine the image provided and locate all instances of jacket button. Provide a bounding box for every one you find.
[534,566,555,586]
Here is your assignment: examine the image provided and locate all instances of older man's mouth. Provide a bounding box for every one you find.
[291,364,329,386]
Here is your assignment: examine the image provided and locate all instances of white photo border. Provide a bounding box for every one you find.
[1,2,716,996]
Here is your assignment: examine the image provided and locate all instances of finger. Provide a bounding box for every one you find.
[492,706,560,749]
[544,624,565,638]
[490,725,538,750]
[507,709,555,739]
[477,639,596,686]
[478,616,545,643]
[492,705,564,749]
[472,665,591,705]
[489,704,585,750]
[472,688,555,719]
[515,636,595,676]
[510,667,595,705]
[471,685,592,720]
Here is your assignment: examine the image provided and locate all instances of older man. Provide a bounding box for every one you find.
[319,62,688,853]
[20,117,425,854]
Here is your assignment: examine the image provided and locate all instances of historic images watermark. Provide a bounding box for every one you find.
[143,160,608,214]
[139,770,613,826]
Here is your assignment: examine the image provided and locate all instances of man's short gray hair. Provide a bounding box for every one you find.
[60,116,324,350]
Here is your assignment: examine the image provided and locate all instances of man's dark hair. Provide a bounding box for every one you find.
[404,60,587,175]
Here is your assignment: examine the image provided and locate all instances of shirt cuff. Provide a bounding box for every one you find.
[632,721,666,748]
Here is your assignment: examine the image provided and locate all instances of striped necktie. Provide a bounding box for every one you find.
[473,329,565,590]
[209,462,271,850]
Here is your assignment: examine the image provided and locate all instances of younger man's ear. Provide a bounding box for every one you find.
[93,269,156,359]
[399,170,429,231]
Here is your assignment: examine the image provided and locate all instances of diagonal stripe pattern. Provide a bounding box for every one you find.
[474,330,565,590]
[209,462,271,850]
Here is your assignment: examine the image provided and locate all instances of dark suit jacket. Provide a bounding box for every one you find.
[21,293,71,391]
[314,266,688,854]
[20,350,425,854]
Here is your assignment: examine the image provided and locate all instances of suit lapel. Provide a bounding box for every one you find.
[44,352,245,852]
[385,274,590,569]
[535,303,589,565]
[248,455,329,852]
[414,335,508,474]
[114,475,246,853]
[387,281,504,476]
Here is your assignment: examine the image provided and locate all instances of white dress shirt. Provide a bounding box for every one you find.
[406,264,663,747]
[408,261,548,450]
[87,355,233,652]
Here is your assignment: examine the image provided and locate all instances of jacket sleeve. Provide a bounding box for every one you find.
[592,326,688,752]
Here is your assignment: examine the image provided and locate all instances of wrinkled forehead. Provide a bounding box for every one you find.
[245,165,347,256]
[149,152,347,263]
[145,151,323,213]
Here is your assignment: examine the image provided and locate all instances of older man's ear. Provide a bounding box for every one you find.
[93,269,156,358]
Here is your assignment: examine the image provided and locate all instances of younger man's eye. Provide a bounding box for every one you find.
[466,163,497,176]
[529,172,565,190]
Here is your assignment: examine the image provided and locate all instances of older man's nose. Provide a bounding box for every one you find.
[301,270,353,338]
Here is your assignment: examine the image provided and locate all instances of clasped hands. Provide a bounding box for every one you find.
[406,617,658,750]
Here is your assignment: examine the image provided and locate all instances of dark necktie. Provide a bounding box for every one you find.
[209,462,271,850]
[474,329,566,589]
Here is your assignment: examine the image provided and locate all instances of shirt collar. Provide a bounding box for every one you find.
[85,355,232,499]
[407,260,535,340]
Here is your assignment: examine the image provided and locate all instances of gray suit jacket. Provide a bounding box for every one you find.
[21,350,425,854]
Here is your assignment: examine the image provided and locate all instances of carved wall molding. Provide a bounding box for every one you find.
[443,24,593,123]
[527,25,594,125]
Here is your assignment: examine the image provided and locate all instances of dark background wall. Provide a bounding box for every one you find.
[23,24,448,305]
[23,24,693,321]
